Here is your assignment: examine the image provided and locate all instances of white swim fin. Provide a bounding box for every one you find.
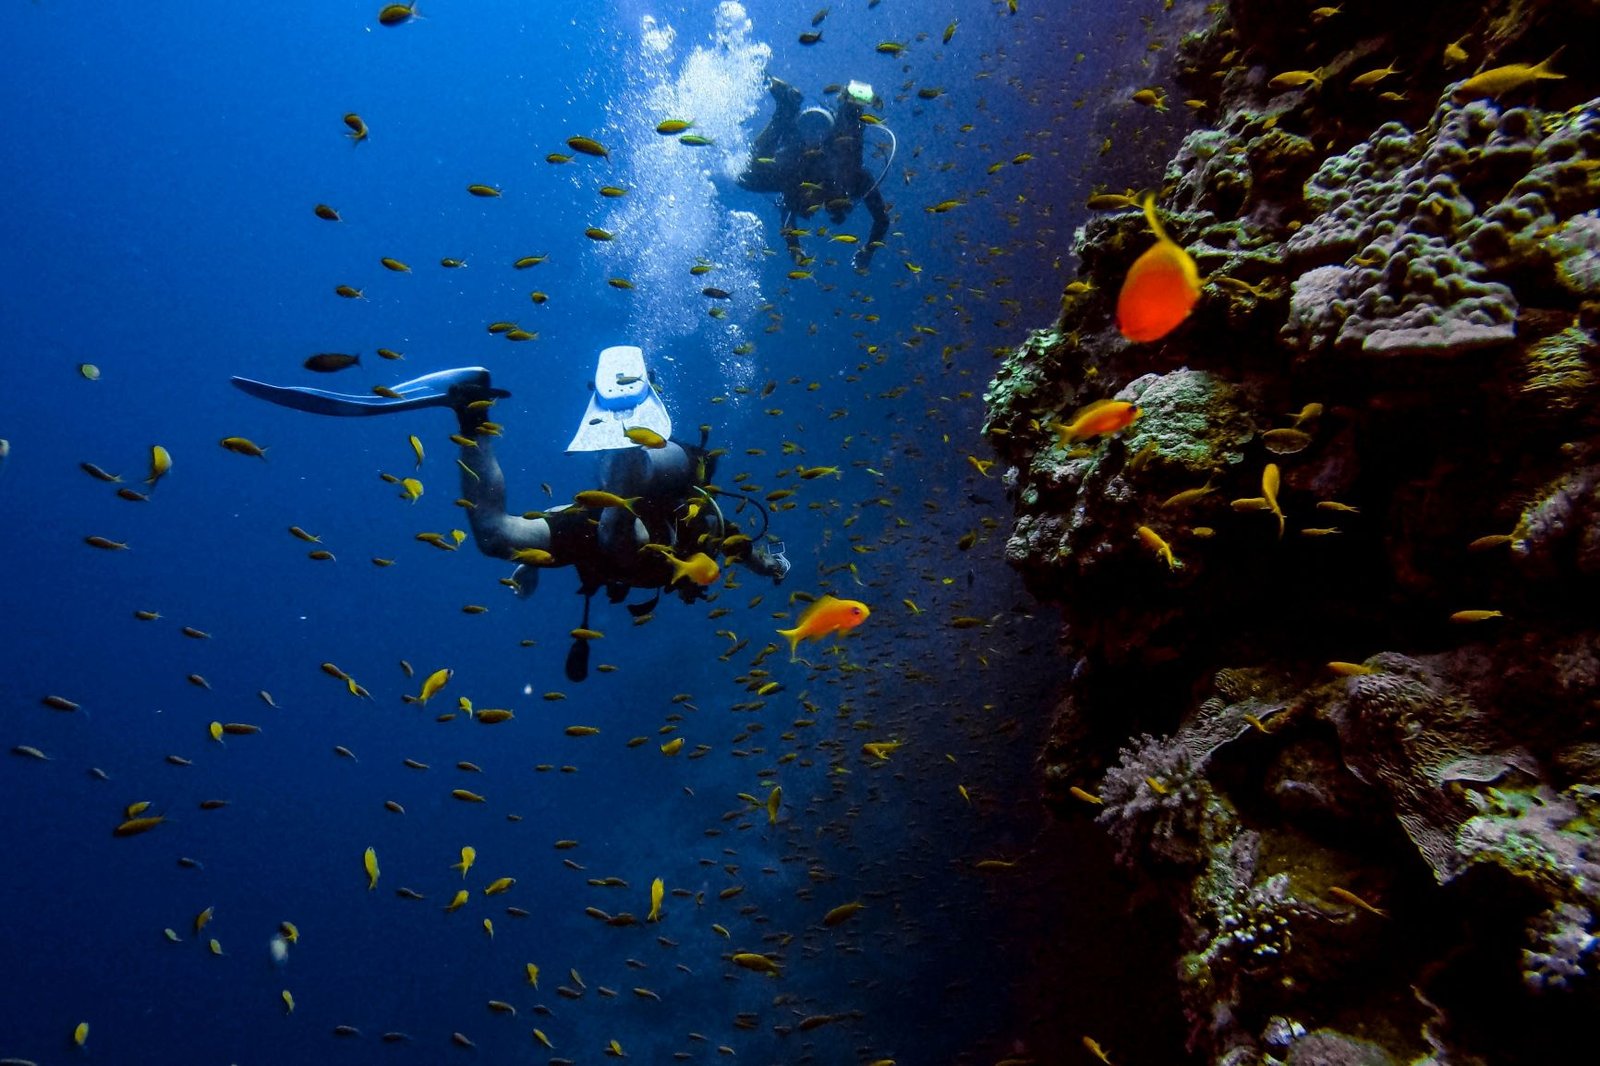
[566,345,673,452]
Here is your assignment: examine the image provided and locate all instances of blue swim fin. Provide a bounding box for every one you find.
[231,367,508,416]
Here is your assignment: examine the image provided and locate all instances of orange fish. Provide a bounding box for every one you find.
[1051,400,1140,446]
[776,595,870,660]
[1115,193,1200,342]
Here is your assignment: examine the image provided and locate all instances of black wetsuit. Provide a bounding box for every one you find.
[737,94,890,268]
[557,441,726,603]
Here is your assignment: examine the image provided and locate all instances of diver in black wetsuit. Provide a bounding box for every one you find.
[736,77,892,272]
[231,352,791,678]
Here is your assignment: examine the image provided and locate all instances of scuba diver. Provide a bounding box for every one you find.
[734,77,893,272]
[231,346,791,680]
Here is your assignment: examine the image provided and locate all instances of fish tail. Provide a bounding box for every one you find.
[1535,46,1566,78]
[776,626,802,660]
[1139,192,1172,245]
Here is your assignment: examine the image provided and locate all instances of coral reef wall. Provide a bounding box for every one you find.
[985,1,1600,1062]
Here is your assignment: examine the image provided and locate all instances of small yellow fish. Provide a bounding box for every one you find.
[1268,69,1322,91]
[418,668,452,704]
[1136,526,1180,570]
[146,444,173,487]
[648,877,664,922]
[1262,463,1284,538]
[1350,61,1401,89]
[1452,48,1563,102]
[1327,885,1389,918]
[573,489,637,512]
[1449,609,1503,624]
[567,135,610,159]
[624,426,667,449]
[364,846,380,890]
[731,952,780,974]
[1083,1035,1114,1064]
[219,436,267,459]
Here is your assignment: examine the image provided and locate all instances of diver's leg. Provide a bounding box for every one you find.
[454,408,551,558]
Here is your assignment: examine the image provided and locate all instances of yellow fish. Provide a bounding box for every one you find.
[219,436,267,459]
[623,426,667,449]
[1452,49,1563,101]
[453,845,476,878]
[146,444,172,487]
[731,952,780,974]
[648,877,664,922]
[363,846,379,890]
[664,551,720,586]
[573,489,637,512]
[1263,463,1284,538]
[418,668,452,704]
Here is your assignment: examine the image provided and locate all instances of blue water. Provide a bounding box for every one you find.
[1,2,1191,1062]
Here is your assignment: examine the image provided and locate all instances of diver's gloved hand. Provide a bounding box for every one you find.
[852,248,873,273]
[768,76,803,113]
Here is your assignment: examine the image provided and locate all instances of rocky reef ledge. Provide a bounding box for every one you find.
[985,2,1600,1062]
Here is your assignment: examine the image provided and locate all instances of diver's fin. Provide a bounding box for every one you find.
[231,367,507,417]
[567,346,673,452]
[627,590,661,618]
[564,593,593,682]
[564,637,590,683]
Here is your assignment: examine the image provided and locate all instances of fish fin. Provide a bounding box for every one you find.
[1139,192,1172,245]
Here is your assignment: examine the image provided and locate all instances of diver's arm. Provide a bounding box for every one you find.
[854,185,890,270]
[455,415,552,558]
[738,96,798,192]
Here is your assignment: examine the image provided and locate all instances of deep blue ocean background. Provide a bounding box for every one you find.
[1,2,1200,1062]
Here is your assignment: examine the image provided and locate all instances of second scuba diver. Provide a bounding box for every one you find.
[232,346,791,680]
[734,77,893,272]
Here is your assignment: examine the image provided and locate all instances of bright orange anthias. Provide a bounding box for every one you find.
[1115,193,1200,342]
[777,595,870,660]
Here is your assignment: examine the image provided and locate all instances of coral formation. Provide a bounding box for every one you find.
[986,0,1600,1061]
